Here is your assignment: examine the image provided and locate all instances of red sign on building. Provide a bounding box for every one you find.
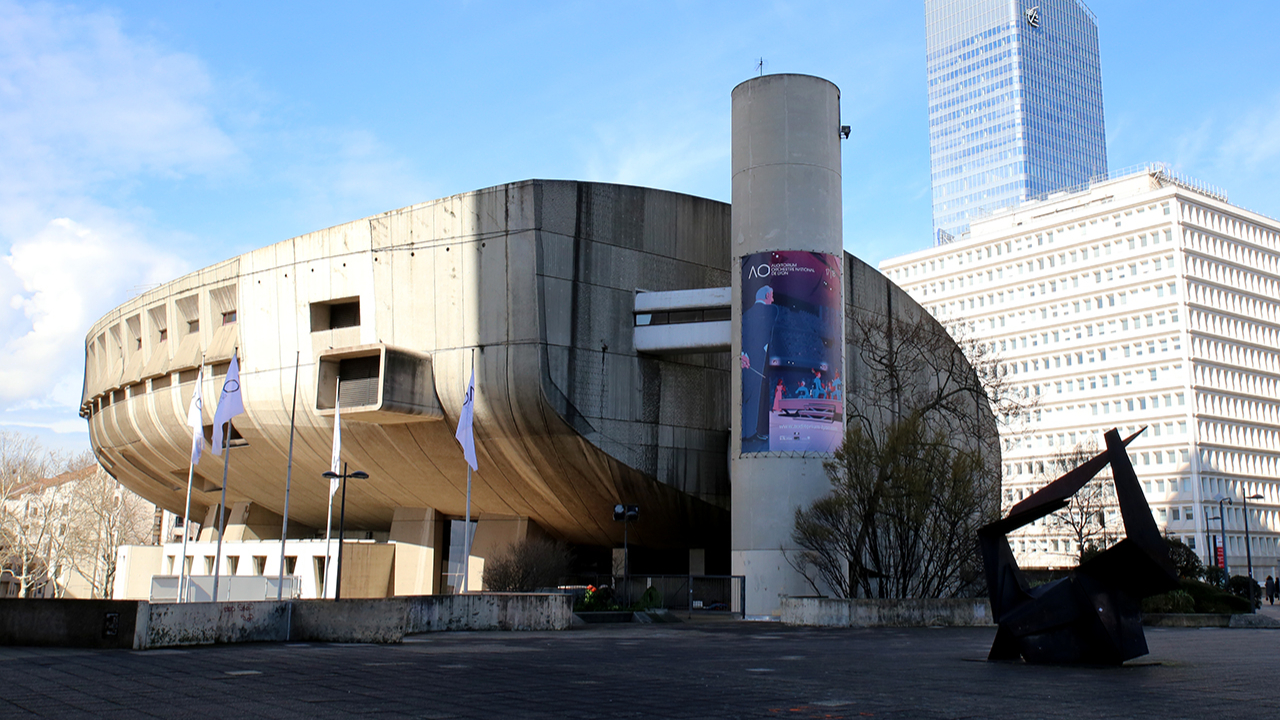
[1217,546,1226,568]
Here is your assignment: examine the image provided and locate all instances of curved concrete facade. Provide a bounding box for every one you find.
[84,180,732,563]
[85,176,998,603]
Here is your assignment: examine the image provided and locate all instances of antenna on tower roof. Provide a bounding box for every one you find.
[756,58,766,76]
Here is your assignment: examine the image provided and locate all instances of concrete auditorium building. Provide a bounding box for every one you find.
[85,76,997,616]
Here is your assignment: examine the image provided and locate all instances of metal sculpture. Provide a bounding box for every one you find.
[979,428,1178,664]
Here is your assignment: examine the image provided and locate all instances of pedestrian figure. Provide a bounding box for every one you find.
[1266,575,1276,606]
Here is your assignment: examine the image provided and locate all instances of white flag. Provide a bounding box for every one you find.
[186,366,205,465]
[330,376,342,498]
[211,353,245,456]
[455,367,477,471]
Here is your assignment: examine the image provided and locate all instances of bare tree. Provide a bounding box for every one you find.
[1044,442,1117,562]
[67,468,153,598]
[1,432,151,598]
[481,537,572,592]
[0,432,78,597]
[789,311,1004,599]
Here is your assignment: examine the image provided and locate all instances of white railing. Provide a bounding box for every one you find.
[150,575,300,603]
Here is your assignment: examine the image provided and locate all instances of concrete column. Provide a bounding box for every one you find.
[468,514,536,590]
[689,548,706,576]
[390,507,443,595]
[730,74,844,617]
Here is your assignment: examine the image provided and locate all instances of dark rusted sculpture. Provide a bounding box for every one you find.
[979,428,1177,664]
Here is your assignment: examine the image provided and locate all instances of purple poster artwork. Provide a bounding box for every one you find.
[740,251,843,455]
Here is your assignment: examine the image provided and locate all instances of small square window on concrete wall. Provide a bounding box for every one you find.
[310,297,361,332]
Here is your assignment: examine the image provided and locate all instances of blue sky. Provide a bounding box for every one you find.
[2,0,1278,453]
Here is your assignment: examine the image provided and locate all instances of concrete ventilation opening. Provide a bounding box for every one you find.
[315,344,442,422]
[311,297,361,331]
[339,356,380,406]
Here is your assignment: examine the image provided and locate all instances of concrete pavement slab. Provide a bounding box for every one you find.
[0,622,1277,719]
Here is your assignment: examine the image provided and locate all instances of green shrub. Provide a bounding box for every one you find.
[1226,575,1261,609]
[1165,537,1203,580]
[1141,589,1195,614]
[1178,579,1252,614]
[1203,566,1226,588]
[633,585,662,610]
[575,584,617,612]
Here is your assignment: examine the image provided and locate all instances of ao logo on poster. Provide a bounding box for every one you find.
[739,250,843,456]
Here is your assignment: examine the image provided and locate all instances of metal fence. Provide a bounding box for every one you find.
[567,574,745,616]
[150,575,300,603]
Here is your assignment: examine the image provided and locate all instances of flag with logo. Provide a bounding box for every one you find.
[455,367,477,471]
[186,366,205,465]
[329,377,342,498]
[211,352,245,456]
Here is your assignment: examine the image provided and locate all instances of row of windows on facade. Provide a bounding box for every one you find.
[931,156,1028,197]
[931,127,1024,172]
[1188,337,1280,382]
[929,110,1021,149]
[1005,414,1190,455]
[1008,534,1279,561]
[1183,204,1280,253]
[89,294,364,377]
[926,44,1015,99]
[924,4,1021,56]
[1185,255,1280,308]
[928,67,1016,117]
[998,333,1181,372]
[1005,446,1193,482]
[895,207,1177,280]
[905,232,1176,290]
[89,287,237,370]
[1199,449,1280,485]
[931,135,1026,182]
[935,288,1180,335]
[1012,366,1183,407]
[166,553,286,577]
[85,298,361,416]
[929,80,1020,134]
[926,22,1015,75]
[1187,310,1280,356]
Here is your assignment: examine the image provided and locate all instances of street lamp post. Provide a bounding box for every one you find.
[1216,495,1233,580]
[1243,493,1263,582]
[322,464,369,601]
[612,504,638,605]
[1207,513,1222,583]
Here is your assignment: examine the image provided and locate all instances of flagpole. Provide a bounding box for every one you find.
[323,375,340,599]
[178,456,196,602]
[462,349,475,594]
[212,432,231,603]
[178,356,205,603]
[209,349,244,605]
[322,487,334,599]
[277,350,300,601]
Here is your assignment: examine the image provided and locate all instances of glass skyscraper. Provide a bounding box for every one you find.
[926,0,1107,242]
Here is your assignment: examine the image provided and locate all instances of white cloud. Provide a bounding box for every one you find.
[1,217,185,404]
[0,0,234,433]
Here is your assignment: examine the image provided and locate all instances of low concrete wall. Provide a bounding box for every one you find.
[1,593,572,649]
[0,599,148,649]
[407,593,573,632]
[781,597,993,628]
[146,601,291,646]
[290,598,410,643]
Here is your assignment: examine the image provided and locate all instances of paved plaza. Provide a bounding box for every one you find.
[1,618,1278,719]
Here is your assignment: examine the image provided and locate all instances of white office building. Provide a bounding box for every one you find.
[882,165,1280,580]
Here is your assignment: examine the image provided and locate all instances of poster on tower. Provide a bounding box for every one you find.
[739,250,843,455]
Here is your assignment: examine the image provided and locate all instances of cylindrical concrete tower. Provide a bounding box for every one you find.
[730,74,844,617]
